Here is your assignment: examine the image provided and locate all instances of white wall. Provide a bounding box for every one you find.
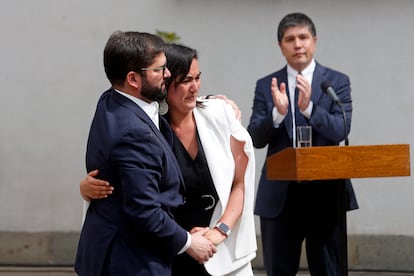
[0,0,412,235]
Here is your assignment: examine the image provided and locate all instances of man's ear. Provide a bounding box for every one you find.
[126,71,141,89]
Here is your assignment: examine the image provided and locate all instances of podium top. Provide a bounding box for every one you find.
[267,144,411,181]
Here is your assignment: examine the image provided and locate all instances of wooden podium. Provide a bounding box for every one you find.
[266,144,411,276]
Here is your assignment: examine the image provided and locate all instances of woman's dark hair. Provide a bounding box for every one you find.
[163,43,205,110]
[164,43,198,91]
[103,31,165,86]
[277,13,317,43]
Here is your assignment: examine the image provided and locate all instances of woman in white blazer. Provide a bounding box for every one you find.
[80,43,256,276]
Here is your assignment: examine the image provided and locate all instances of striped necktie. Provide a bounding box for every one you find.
[294,72,307,127]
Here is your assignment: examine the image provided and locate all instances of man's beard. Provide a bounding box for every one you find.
[141,78,167,102]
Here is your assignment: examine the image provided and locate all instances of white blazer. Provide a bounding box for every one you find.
[82,98,257,275]
[194,99,257,276]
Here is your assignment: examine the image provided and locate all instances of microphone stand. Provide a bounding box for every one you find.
[336,101,349,276]
[321,80,350,146]
[337,102,349,146]
[321,80,351,275]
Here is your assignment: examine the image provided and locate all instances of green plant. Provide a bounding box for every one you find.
[156,30,181,43]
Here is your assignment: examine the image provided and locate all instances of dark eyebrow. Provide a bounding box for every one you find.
[184,72,202,80]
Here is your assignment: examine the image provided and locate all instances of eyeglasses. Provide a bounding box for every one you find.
[140,64,167,75]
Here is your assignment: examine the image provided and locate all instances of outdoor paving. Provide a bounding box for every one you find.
[1,267,414,276]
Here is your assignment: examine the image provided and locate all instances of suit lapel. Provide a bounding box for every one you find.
[159,115,185,188]
[281,63,328,141]
[111,90,184,184]
[282,63,328,139]
[310,63,326,105]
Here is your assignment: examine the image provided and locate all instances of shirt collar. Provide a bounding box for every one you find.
[287,59,316,82]
[114,89,160,129]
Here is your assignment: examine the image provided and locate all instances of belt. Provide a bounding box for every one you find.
[184,193,217,211]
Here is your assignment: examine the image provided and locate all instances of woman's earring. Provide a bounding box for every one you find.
[159,100,169,115]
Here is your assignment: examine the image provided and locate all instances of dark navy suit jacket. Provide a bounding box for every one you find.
[248,62,358,219]
[75,89,187,276]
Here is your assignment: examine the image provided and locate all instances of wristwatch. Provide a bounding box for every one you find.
[215,222,231,236]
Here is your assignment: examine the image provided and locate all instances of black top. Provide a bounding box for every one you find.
[171,128,219,230]
[171,128,218,276]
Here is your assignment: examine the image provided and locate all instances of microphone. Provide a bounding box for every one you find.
[320,80,349,146]
[321,80,341,104]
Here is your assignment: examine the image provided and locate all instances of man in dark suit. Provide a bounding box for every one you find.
[75,31,216,276]
[247,13,358,276]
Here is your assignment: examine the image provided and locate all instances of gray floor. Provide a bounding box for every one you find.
[1,267,414,276]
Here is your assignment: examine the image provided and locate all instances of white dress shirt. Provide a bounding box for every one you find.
[273,60,316,147]
[115,89,160,129]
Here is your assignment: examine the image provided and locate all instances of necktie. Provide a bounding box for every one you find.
[294,73,307,127]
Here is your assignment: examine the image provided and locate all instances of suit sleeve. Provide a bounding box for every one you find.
[111,124,188,254]
[248,78,286,148]
[310,73,352,143]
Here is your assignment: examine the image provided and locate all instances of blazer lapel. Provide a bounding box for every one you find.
[111,90,166,142]
[310,63,327,105]
[111,90,184,184]
[159,115,185,190]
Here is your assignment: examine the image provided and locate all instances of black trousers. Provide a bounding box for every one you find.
[260,181,341,276]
